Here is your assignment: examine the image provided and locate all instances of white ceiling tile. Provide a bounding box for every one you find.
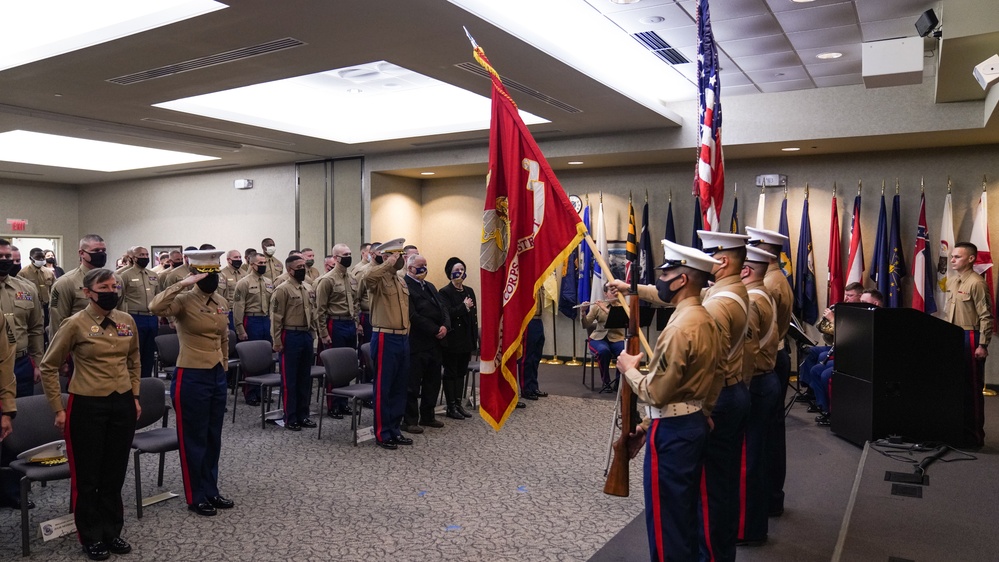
[764,0,853,14]
[805,58,862,76]
[722,83,763,97]
[652,26,697,48]
[676,44,697,62]
[746,64,810,82]
[605,3,694,34]
[854,0,937,23]
[774,2,859,33]
[583,0,673,15]
[758,78,815,92]
[710,14,785,42]
[719,34,795,58]
[860,17,922,42]
[698,0,772,21]
[786,24,863,50]
[719,71,754,86]
[734,51,802,71]
[813,73,864,87]
[795,43,862,62]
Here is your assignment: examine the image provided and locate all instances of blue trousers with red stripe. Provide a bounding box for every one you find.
[131,313,159,379]
[13,354,34,398]
[65,392,136,545]
[280,330,314,425]
[698,382,749,562]
[644,412,709,562]
[358,311,372,345]
[588,338,624,385]
[963,330,986,447]
[172,364,227,506]
[739,371,780,542]
[769,346,791,512]
[241,316,271,402]
[371,332,409,443]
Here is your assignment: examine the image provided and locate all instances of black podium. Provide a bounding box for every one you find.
[831,305,967,447]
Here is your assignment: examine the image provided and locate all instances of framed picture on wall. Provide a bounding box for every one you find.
[605,240,628,283]
[150,245,182,267]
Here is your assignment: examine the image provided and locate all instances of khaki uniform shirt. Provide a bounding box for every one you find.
[151,264,168,275]
[17,263,55,305]
[273,271,291,289]
[316,266,357,340]
[118,264,160,315]
[49,266,125,337]
[219,265,244,308]
[305,265,321,285]
[232,273,273,339]
[350,261,372,313]
[0,276,43,362]
[239,262,249,274]
[702,275,749,388]
[362,260,409,332]
[945,268,994,345]
[764,263,794,344]
[160,263,193,291]
[0,314,16,414]
[581,303,625,343]
[270,278,317,345]
[745,279,778,379]
[624,295,720,419]
[40,306,140,413]
[263,255,284,281]
[150,284,229,369]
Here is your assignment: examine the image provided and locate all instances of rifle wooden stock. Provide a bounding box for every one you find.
[603,277,641,497]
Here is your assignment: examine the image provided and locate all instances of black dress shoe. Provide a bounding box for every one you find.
[245,398,260,406]
[208,495,235,509]
[401,424,424,434]
[806,402,822,413]
[189,502,217,516]
[533,390,549,397]
[523,392,539,400]
[285,422,302,431]
[600,382,614,393]
[83,542,110,561]
[340,404,353,415]
[419,418,444,428]
[107,537,132,554]
[327,409,343,419]
[815,413,831,426]
[455,404,472,418]
[376,439,398,450]
[515,401,526,408]
[299,418,317,428]
[445,406,465,420]
[393,435,414,446]
[1,498,35,510]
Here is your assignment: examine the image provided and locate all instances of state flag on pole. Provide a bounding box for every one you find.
[578,204,592,309]
[625,199,638,282]
[692,192,705,250]
[934,191,955,318]
[887,192,907,308]
[846,193,864,285]
[871,194,890,300]
[639,199,655,286]
[665,196,677,244]
[472,37,585,430]
[778,195,793,287]
[828,194,844,305]
[695,0,724,232]
[756,188,765,229]
[970,189,996,331]
[590,200,608,305]
[912,193,936,313]
[795,196,818,323]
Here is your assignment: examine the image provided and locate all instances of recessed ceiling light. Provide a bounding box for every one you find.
[155,60,549,144]
[420,171,435,175]
[791,0,815,3]
[0,130,219,172]
[0,0,227,72]
[781,147,800,152]
[568,161,584,165]
[774,72,786,77]
[816,52,843,60]
[610,0,641,4]
[640,16,665,24]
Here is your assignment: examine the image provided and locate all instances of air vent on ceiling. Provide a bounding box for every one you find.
[454,62,582,114]
[632,31,690,65]
[107,37,306,85]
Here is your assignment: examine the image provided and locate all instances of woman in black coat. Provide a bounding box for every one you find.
[438,257,477,419]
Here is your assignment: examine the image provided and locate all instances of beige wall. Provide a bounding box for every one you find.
[0,179,79,266]
[370,172,422,252]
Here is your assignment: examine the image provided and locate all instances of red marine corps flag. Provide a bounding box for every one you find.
[470,32,586,430]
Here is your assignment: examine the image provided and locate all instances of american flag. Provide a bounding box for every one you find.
[695,0,724,232]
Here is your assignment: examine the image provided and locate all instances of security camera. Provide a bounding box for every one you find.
[973,54,999,91]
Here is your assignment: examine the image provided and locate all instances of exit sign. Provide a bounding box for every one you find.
[6,219,26,231]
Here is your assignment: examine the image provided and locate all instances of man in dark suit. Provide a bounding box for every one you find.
[402,254,451,433]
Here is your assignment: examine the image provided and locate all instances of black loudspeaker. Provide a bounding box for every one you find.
[915,9,939,38]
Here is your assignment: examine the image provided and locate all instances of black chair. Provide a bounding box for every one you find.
[233,340,282,428]
[1,393,70,556]
[154,333,180,379]
[226,329,240,388]
[131,377,179,518]
[359,342,374,384]
[318,347,373,445]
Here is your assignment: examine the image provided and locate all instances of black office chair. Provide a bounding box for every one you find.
[154,333,180,379]
[131,377,179,518]
[233,340,282,428]
[318,347,373,445]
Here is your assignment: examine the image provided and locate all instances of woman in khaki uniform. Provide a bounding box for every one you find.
[40,268,140,561]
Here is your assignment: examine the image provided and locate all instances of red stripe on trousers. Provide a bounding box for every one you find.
[649,419,665,562]
[700,465,715,561]
[173,368,194,504]
[374,332,385,440]
[64,394,79,539]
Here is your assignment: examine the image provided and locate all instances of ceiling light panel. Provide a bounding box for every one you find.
[796,43,861,62]
[155,61,550,144]
[0,130,219,172]
[0,0,227,72]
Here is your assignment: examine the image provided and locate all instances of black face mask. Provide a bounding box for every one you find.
[292,268,307,282]
[92,290,119,311]
[86,250,107,268]
[8,264,20,276]
[655,275,683,304]
[339,256,352,269]
[227,260,241,271]
[172,261,183,269]
[374,255,384,265]
[136,258,150,269]
[0,259,13,276]
[45,257,56,264]
[197,273,219,294]
[305,259,315,267]
[394,258,406,271]
[255,265,267,276]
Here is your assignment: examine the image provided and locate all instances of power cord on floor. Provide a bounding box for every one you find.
[869,439,977,476]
